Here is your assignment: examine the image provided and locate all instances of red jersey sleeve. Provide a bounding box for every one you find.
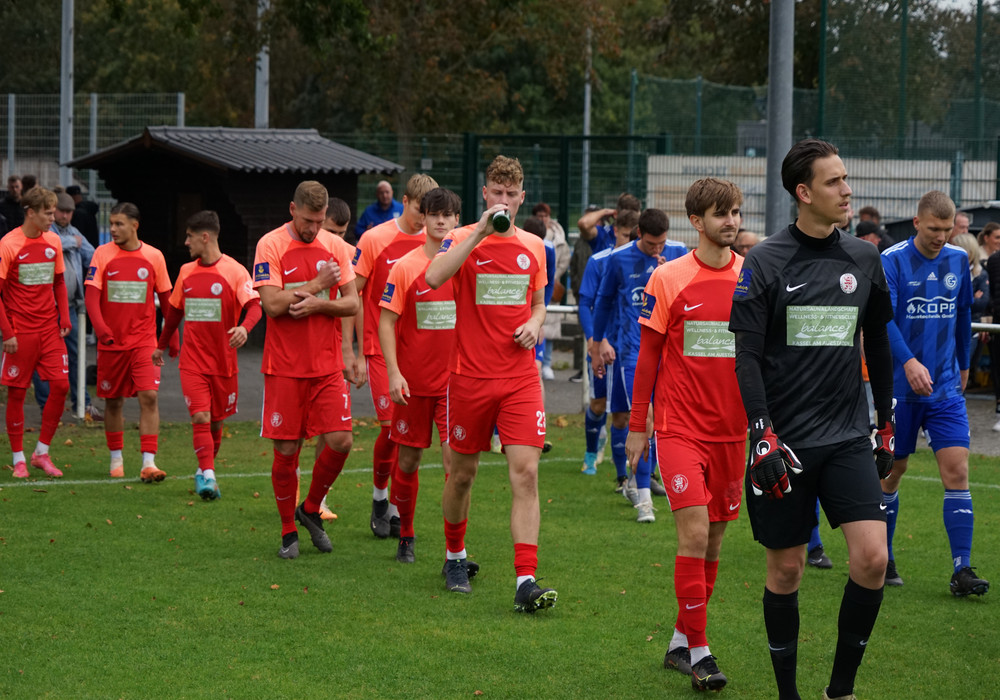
[169,265,191,310]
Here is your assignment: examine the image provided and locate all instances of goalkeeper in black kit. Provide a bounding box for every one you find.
[729,139,895,700]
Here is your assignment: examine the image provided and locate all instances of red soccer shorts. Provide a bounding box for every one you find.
[97,345,161,398]
[656,433,745,522]
[389,393,448,449]
[446,373,544,455]
[261,373,351,440]
[1,330,67,388]
[180,368,239,422]
[366,353,393,422]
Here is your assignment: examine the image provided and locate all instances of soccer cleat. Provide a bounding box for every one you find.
[140,465,166,483]
[615,476,627,494]
[950,566,989,597]
[198,477,221,501]
[624,475,639,505]
[440,559,480,580]
[542,442,553,454]
[85,404,105,422]
[884,559,904,587]
[568,370,583,383]
[109,458,125,478]
[649,475,667,497]
[277,533,299,560]
[490,433,503,454]
[194,472,207,494]
[370,498,391,538]
[663,646,693,675]
[295,504,333,553]
[541,365,555,380]
[581,452,597,475]
[389,515,401,539]
[12,461,29,479]
[319,496,336,521]
[822,688,857,700]
[31,452,63,477]
[635,499,656,523]
[396,537,415,564]
[807,545,833,569]
[444,558,472,593]
[514,578,557,613]
[690,654,727,692]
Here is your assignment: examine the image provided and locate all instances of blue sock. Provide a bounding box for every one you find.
[647,435,657,470]
[943,489,974,571]
[884,490,899,561]
[585,408,605,454]
[610,426,628,480]
[635,449,652,489]
[808,500,823,551]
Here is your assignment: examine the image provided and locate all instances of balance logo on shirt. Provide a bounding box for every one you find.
[905,295,956,320]
[18,262,55,286]
[786,305,857,347]
[475,273,529,305]
[416,300,457,330]
[683,320,736,358]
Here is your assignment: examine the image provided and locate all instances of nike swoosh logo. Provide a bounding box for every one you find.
[415,289,431,296]
[340,415,351,421]
[18,253,29,260]
[194,447,205,453]
[728,504,739,511]
[880,503,887,511]
[107,270,120,276]
[476,259,492,266]
[154,380,161,385]
[785,282,807,292]
[768,644,787,652]
[283,267,297,275]
[183,287,194,293]
[685,603,704,610]
[386,258,402,264]
[684,303,703,311]
[859,639,868,646]
[537,429,546,435]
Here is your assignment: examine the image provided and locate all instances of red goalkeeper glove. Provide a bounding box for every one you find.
[871,405,895,479]
[748,417,803,500]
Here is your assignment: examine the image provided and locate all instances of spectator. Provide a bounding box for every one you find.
[953,233,991,388]
[66,185,100,248]
[20,174,37,193]
[0,175,24,233]
[854,220,882,246]
[532,202,570,379]
[857,206,881,226]
[950,211,970,242]
[986,245,1000,429]
[732,229,760,256]
[976,221,1000,268]
[355,180,403,238]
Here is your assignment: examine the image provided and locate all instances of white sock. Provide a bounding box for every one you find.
[446,549,467,561]
[670,627,689,650]
[142,452,156,467]
[690,645,711,665]
[110,449,123,462]
[387,503,400,518]
[373,486,388,501]
[516,575,534,590]
[638,487,652,503]
[34,442,50,456]
[12,451,25,464]
[203,468,216,481]
[196,468,204,476]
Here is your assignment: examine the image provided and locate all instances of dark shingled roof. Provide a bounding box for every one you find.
[67,126,404,175]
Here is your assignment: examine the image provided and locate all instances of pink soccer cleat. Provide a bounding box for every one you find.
[31,453,63,477]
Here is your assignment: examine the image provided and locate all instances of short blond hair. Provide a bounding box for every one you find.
[916,190,956,221]
[293,180,329,211]
[404,173,439,203]
[485,155,524,188]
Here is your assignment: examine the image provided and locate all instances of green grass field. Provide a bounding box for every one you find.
[1,416,997,699]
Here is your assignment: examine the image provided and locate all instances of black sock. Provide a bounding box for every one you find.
[763,587,801,700]
[282,531,298,547]
[828,578,883,697]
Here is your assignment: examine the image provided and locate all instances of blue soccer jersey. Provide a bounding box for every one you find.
[578,247,615,341]
[588,224,617,254]
[881,238,972,403]
[593,239,687,367]
[543,240,556,306]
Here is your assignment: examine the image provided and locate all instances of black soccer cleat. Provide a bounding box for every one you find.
[389,515,401,539]
[807,545,833,569]
[395,537,415,564]
[884,558,904,586]
[370,498,390,539]
[443,558,472,594]
[690,654,728,692]
[663,646,692,675]
[295,504,333,553]
[440,559,479,580]
[950,566,989,597]
[513,578,557,613]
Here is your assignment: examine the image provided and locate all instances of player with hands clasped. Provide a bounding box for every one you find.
[729,140,895,700]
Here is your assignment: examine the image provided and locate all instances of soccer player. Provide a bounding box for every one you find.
[378,187,460,564]
[345,173,438,539]
[85,203,173,482]
[0,186,71,478]
[424,155,556,612]
[253,181,359,559]
[879,191,989,597]
[626,177,745,692]
[593,209,687,521]
[729,139,895,700]
[577,209,637,478]
[153,211,262,500]
[577,192,641,254]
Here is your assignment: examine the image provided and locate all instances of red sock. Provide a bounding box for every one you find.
[304,445,348,513]
[388,458,401,507]
[392,467,420,538]
[675,555,708,649]
[372,426,395,490]
[443,517,467,555]
[5,386,26,452]
[513,542,538,579]
[192,423,214,472]
[39,380,68,445]
[106,430,124,451]
[705,558,720,604]
[211,427,223,456]
[139,434,158,455]
[271,449,299,535]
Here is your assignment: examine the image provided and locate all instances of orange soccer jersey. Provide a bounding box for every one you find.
[638,250,747,442]
[85,242,171,351]
[353,218,425,357]
[170,254,259,377]
[437,225,547,379]
[379,245,455,396]
[253,223,356,378]
[0,227,66,334]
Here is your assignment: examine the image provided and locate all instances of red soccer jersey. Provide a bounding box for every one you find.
[353,218,425,357]
[85,241,171,351]
[639,250,747,442]
[170,254,259,377]
[0,227,66,334]
[379,246,455,396]
[253,223,356,378]
[438,225,547,379]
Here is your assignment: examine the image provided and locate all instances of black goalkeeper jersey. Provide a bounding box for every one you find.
[729,224,893,448]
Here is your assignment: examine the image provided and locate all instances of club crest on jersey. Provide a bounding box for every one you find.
[640,292,656,319]
[943,272,958,290]
[452,425,467,441]
[227,392,236,407]
[44,247,56,259]
[270,412,283,427]
[734,269,751,296]
[100,380,111,391]
[516,253,530,270]
[839,273,858,294]
[6,365,19,378]
[137,267,149,280]
[395,419,409,435]
[254,262,270,282]
[381,283,395,304]
[211,282,223,296]
[377,395,391,410]
[670,474,689,494]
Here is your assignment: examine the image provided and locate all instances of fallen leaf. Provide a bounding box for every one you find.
[620,589,627,595]
[646,635,654,642]
[474,692,484,697]
[303,587,308,593]
[239,600,244,605]
[124,485,132,491]
[32,489,48,493]
[187,501,195,506]
[64,439,73,446]
[106,519,113,525]
[253,492,260,499]
[270,584,280,590]
[136,514,142,519]
[49,539,55,543]
[555,416,569,428]
[547,498,553,503]
[652,563,662,567]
